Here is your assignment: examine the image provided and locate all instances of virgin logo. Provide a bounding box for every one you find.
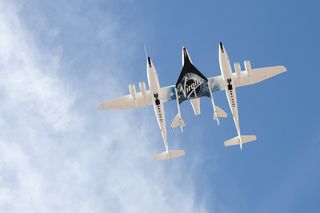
[179,77,204,98]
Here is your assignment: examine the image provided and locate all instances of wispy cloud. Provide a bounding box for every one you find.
[0,1,207,212]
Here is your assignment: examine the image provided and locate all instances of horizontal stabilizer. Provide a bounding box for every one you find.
[214,106,227,119]
[224,135,257,147]
[154,150,186,160]
[171,114,185,129]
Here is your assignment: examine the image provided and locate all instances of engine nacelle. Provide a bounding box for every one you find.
[129,84,137,100]
[244,60,252,74]
[234,62,241,76]
[139,82,147,98]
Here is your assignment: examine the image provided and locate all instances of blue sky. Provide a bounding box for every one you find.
[0,0,319,212]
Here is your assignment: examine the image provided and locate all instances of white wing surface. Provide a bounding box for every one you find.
[99,86,177,110]
[207,65,286,92]
[233,65,287,87]
[99,91,152,110]
[99,65,286,110]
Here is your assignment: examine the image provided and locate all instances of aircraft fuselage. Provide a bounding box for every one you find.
[146,57,168,151]
[219,43,240,135]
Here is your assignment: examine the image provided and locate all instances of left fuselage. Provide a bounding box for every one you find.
[218,43,240,133]
[146,57,168,150]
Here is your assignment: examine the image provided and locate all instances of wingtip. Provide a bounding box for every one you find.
[281,65,288,72]
[98,103,107,110]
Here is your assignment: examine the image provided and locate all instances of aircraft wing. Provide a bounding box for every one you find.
[157,85,176,103]
[232,65,287,88]
[99,65,286,110]
[207,65,286,91]
[99,91,153,110]
[208,75,226,92]
[99,86,177,110]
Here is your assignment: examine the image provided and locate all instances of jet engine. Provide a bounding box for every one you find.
[234,62,241,76]
[129,84,137,100]
[244,60,251,74]
[139,82,147,98]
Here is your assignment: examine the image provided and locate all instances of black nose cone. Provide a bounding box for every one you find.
[219,42,224,53]
[147,57,152,67]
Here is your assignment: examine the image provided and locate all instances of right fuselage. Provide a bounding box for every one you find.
[218,43,240,134]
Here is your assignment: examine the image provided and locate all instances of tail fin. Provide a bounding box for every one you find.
[224,135,257,147]
[215,106,227,118]
[154,150,186,161]
[171,114,185,132]
[213,106,227,125]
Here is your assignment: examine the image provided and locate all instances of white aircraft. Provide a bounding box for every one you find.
[217,42,287,149]
[99,43,287,159]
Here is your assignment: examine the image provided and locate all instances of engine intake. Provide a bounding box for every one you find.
[129,84,137,100]
[234,62,241,76]
[244,60,251,74]
[139,82,147,98]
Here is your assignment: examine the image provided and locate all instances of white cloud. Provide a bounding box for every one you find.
[0,1,207,213]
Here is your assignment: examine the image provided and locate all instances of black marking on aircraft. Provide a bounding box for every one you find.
[227,78,236,107]
[227,78,233,90]
[153,93,163,121]
[175,49,210,104]
[148,57,152,68]
[219,42,224,53]
[154,93,160,105]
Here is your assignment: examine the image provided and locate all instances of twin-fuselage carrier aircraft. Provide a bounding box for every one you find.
[99,42,287,160]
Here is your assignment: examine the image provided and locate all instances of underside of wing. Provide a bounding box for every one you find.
[233,65,287,88]
[159,85,176,102]
[207,65,287,92]
[208,75,226,92]
[99,91,152,110]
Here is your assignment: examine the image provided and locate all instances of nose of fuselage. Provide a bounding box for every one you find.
[146,56,158,77]
[146,56,154,80]
[219,42,224,53]
[147,56,152,68]
[218,42,228,61]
